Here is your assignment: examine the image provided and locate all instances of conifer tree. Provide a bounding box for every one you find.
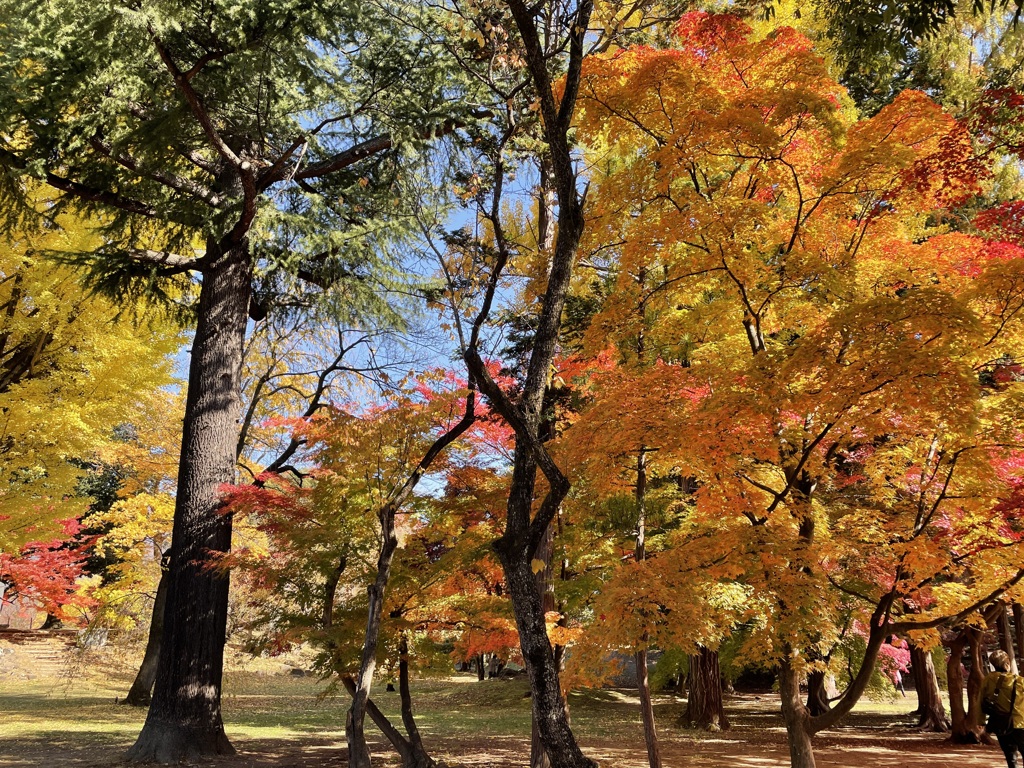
[0,1,476,760]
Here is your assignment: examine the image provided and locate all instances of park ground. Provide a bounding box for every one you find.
[0,643,1007,768]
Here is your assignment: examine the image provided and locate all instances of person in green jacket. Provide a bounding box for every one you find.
[982,650,1024,768]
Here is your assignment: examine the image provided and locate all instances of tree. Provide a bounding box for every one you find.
[0,210,180,551]
[0,1,475,759]
[574,12,1024,768]
[228,369,483,767]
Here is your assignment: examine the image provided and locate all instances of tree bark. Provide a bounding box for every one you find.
[636,648,662,767]
[348,507,400,768]
[465,0,595,762]
[531,521,556,768]
[342,676,416,767]
[1014,603,1024,662]
[910,644,949,732]
[779,657,817,768]
[805,669,833,717]
[947,630,986,743]
[632,449,661,767]
[683,646,729,731]
[778,604,892,768]
[477,654,486,681]
[997,603,1018,674]
[123,566,169,707]
[965,628,989,740]
[346,392,475,768]
[126,240,251,763]
[399,635,435,768]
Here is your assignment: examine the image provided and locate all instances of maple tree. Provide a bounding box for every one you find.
[573,12,1024,768]
[227,369,485,768]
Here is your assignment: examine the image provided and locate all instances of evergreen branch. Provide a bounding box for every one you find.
[0,146,156,218]
[292,135,395,181]
[126,249,204,274]
[290,112,491,183]
[149,29,242,167]
[88,136,225,209]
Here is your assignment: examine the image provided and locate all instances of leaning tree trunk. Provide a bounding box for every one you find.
[126,240,251,762]
[398,635,435,768]
[348,507,400,768]
[123,566,169,707]
[910,643,949,731]
[683,646,729,731]
[346,394,474,768]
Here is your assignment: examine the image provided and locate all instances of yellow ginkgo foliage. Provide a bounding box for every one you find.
[0,211,182,550]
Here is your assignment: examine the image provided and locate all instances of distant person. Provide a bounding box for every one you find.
[982,650,1024,768]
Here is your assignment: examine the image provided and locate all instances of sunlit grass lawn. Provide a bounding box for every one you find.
[1,647,977,768]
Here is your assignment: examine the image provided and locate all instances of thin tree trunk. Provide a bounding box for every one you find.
[1014,603,1024,662]
[398,635,435,768]
[123,566,169,707]
[477,654,485,681]
[636,648,662,766]
[126,240,251,762]
[348,508,400,768]
[531,522,556,768]
[779,657,817,768]
[322,556,346,630]
[998,603,1018,674]
[472,0,595,760]
[683,646,729,731]
[633,449,661,767]
[910,644,949,731]
[966,627,990,742]
[342,676,416,767]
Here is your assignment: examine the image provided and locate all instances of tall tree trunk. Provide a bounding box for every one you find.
[1014,603,1024,662]
[683,646,729,731]
[477,654,486,681]
[475,0,594,762]
[997,603,1018,674]
[126,240,251,762]
[636,647,661,766]
[779,657,817,768]
[123,566,169,707]
[910,644,949,731]
[965,628,989,740]
[633,449,661,767]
